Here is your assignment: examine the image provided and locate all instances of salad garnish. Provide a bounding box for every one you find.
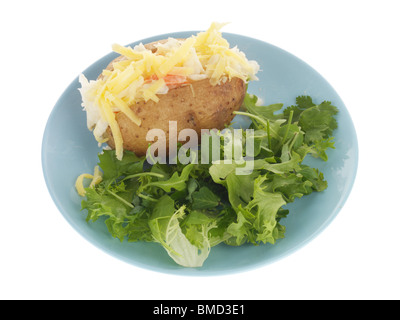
[76,93,338,267]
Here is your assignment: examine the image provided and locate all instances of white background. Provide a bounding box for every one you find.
[1,0,399,300]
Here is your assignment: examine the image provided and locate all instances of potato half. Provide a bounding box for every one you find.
[102,39,247,156]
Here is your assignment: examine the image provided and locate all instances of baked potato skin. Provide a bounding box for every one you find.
[103,39,247,156]
[106,77,246,156]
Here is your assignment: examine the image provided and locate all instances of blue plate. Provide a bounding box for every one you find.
[42,32,358,276]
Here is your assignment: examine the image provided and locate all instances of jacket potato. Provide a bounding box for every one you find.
[102,39,247,157]
[79,23,260,160]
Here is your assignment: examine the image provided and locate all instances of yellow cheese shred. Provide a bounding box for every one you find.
[107,64,144,94]
[101,99,124,160]
[75,166,103,196]
[142,78,166,103]
[106,93,141,125]
[210,57,227,85]
[158,37,196,76]
[112,43,144,60]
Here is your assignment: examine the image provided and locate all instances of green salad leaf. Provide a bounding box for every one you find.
[78,93,338,267]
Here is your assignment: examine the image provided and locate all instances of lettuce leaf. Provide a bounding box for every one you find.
[149,195,213,267]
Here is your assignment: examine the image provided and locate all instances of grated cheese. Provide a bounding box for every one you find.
[75,166,103,196]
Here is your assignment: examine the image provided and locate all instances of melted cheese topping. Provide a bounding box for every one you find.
[79,22,260,160]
